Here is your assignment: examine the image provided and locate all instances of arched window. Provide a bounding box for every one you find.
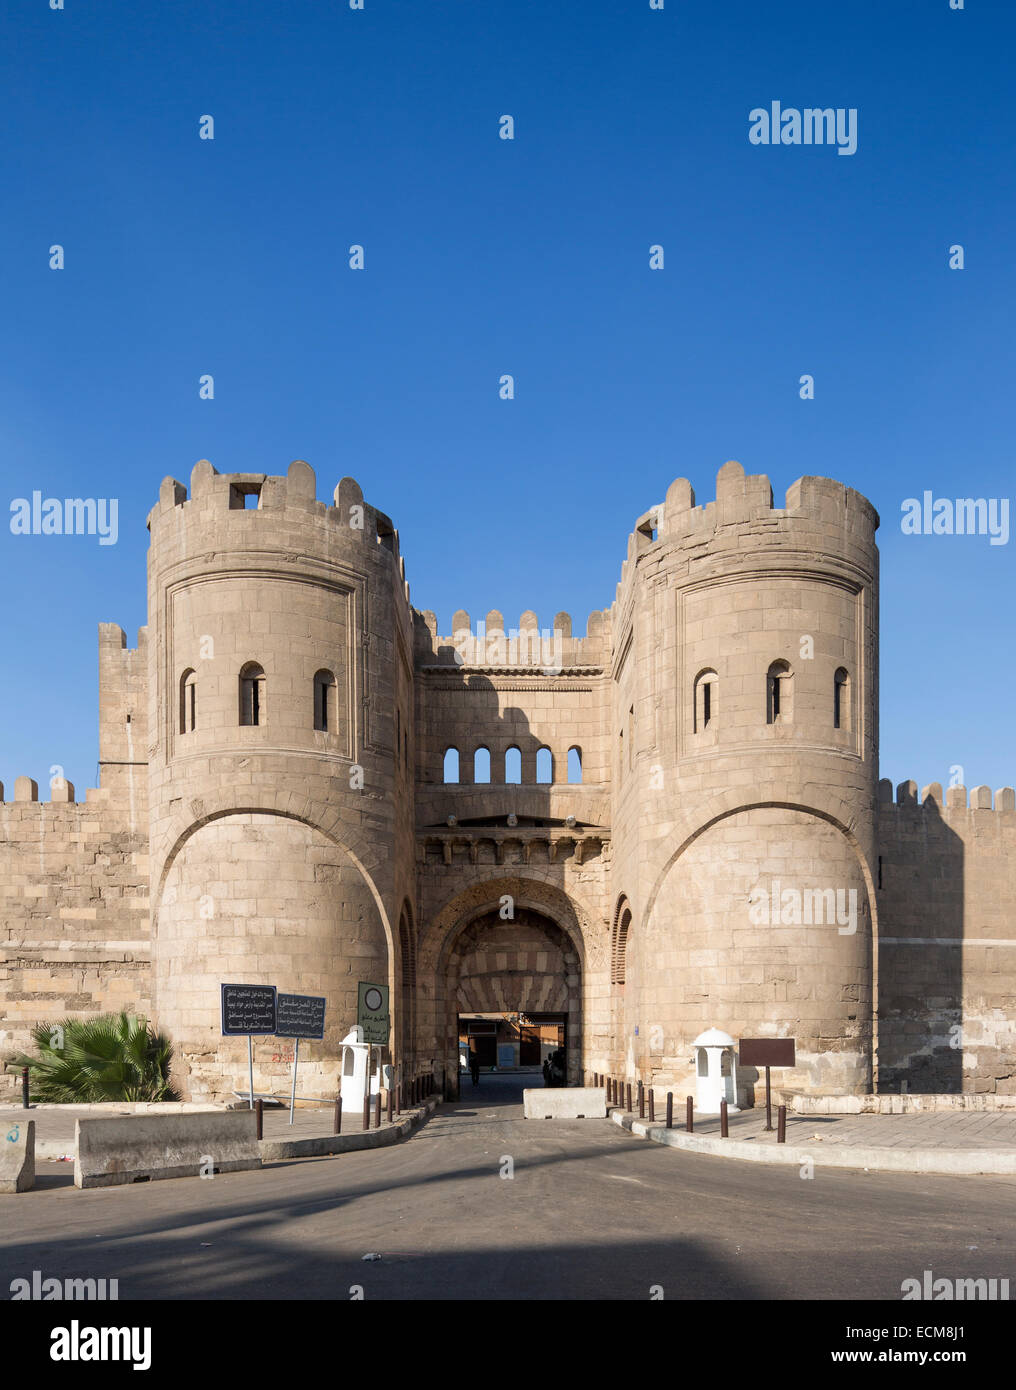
[694,669,717,732]
[611,899,632,985]
[505,746,522,784]
[313,669,336,732]
[536,746,554,783]
[443,747,460,783]
[834,667,851,731]
[766,660,792,725]
[179,669,196,734]
[567,746,583,784]
[474,747,491,783]
[239,662,265,726]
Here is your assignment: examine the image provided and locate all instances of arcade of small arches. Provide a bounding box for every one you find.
[442,745,583,785]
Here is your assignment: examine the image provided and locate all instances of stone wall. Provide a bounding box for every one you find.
[877,780,1016,1094]
[0,786,150,1100]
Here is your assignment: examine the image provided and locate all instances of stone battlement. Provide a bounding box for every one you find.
[413,607,611,669]
[879,779,1016,813]
[147,460,410,597]
[612,461,880,607]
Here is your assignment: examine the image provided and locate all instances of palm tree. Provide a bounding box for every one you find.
[11,1012,179,1103]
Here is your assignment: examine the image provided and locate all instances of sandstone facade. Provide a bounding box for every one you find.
[2,458,1013,1104]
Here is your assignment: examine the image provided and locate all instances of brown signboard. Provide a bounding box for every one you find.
[738,1037,796,1068]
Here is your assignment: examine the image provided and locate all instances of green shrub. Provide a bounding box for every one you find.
[11,1012,179,1103]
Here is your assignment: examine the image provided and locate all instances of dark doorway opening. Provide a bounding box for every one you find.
[457,1012,567,1085]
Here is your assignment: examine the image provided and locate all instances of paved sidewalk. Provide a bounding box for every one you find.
[611,1103,1016,1174]
[644,1105,1016,1150]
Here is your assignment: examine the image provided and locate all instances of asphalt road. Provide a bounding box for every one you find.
[3,1075,1014,1301]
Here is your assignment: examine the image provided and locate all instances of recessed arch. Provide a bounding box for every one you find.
[640,799,878,942]
[505,745,522,784]
[611,895,632,985]
[153,802,397,970]
[536,746,554,783]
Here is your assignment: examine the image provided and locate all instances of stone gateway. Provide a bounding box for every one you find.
[2,458,1013,1105]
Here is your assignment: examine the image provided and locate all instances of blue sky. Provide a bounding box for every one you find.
[1,0,1013,798]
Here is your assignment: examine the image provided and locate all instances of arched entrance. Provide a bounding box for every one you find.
[444,907,581,1096]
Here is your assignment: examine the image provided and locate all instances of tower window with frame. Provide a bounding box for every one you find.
[766,660,792,725]
[179,669,196,734]
[834,667,851,731]
[239,662,266,727]
[694,670,717,733]
[313,669,336,732]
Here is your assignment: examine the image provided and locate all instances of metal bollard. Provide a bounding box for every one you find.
[22,1066,30,1110]
[648,1089,655,1123]
[394,1083,401,1116]
[777,1104,786,1144]
[333,1097,342,1135]
[686,1096,694,1133]
[374,1091,382,1128]
[720,1098,728,1138]
[626,1083,632,1113]
[363,1095,371,1130]
[638,1081,645,1119]
[666,1092,673,1129]
[387,1087,394,1123]
[255,1098,264,1141]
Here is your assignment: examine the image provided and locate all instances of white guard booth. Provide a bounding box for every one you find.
[340,1027,392,1108]
[692,1028,739,1114]
[340,1027,370,1108]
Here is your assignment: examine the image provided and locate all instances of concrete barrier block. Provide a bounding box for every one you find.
[75,1111,261,1188]
[523,1087,606,1120]
[1,1118,35,1193]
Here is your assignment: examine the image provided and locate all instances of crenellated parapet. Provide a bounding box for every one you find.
[413,606,611,670]
[614,460,879,599]
[879,779,1016,816]
[147,461,412,605]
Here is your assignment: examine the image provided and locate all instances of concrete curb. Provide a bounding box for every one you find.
[610,1109,1016,1175]
[258,1096,439,1161]
[0,1118,35,1193]
[75,1111,261,1188]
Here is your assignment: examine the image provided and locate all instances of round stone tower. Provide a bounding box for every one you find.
[611,462,879,1096]
[145,459,415,1101]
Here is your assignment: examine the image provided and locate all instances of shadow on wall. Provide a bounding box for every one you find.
[876,792,963,1093]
